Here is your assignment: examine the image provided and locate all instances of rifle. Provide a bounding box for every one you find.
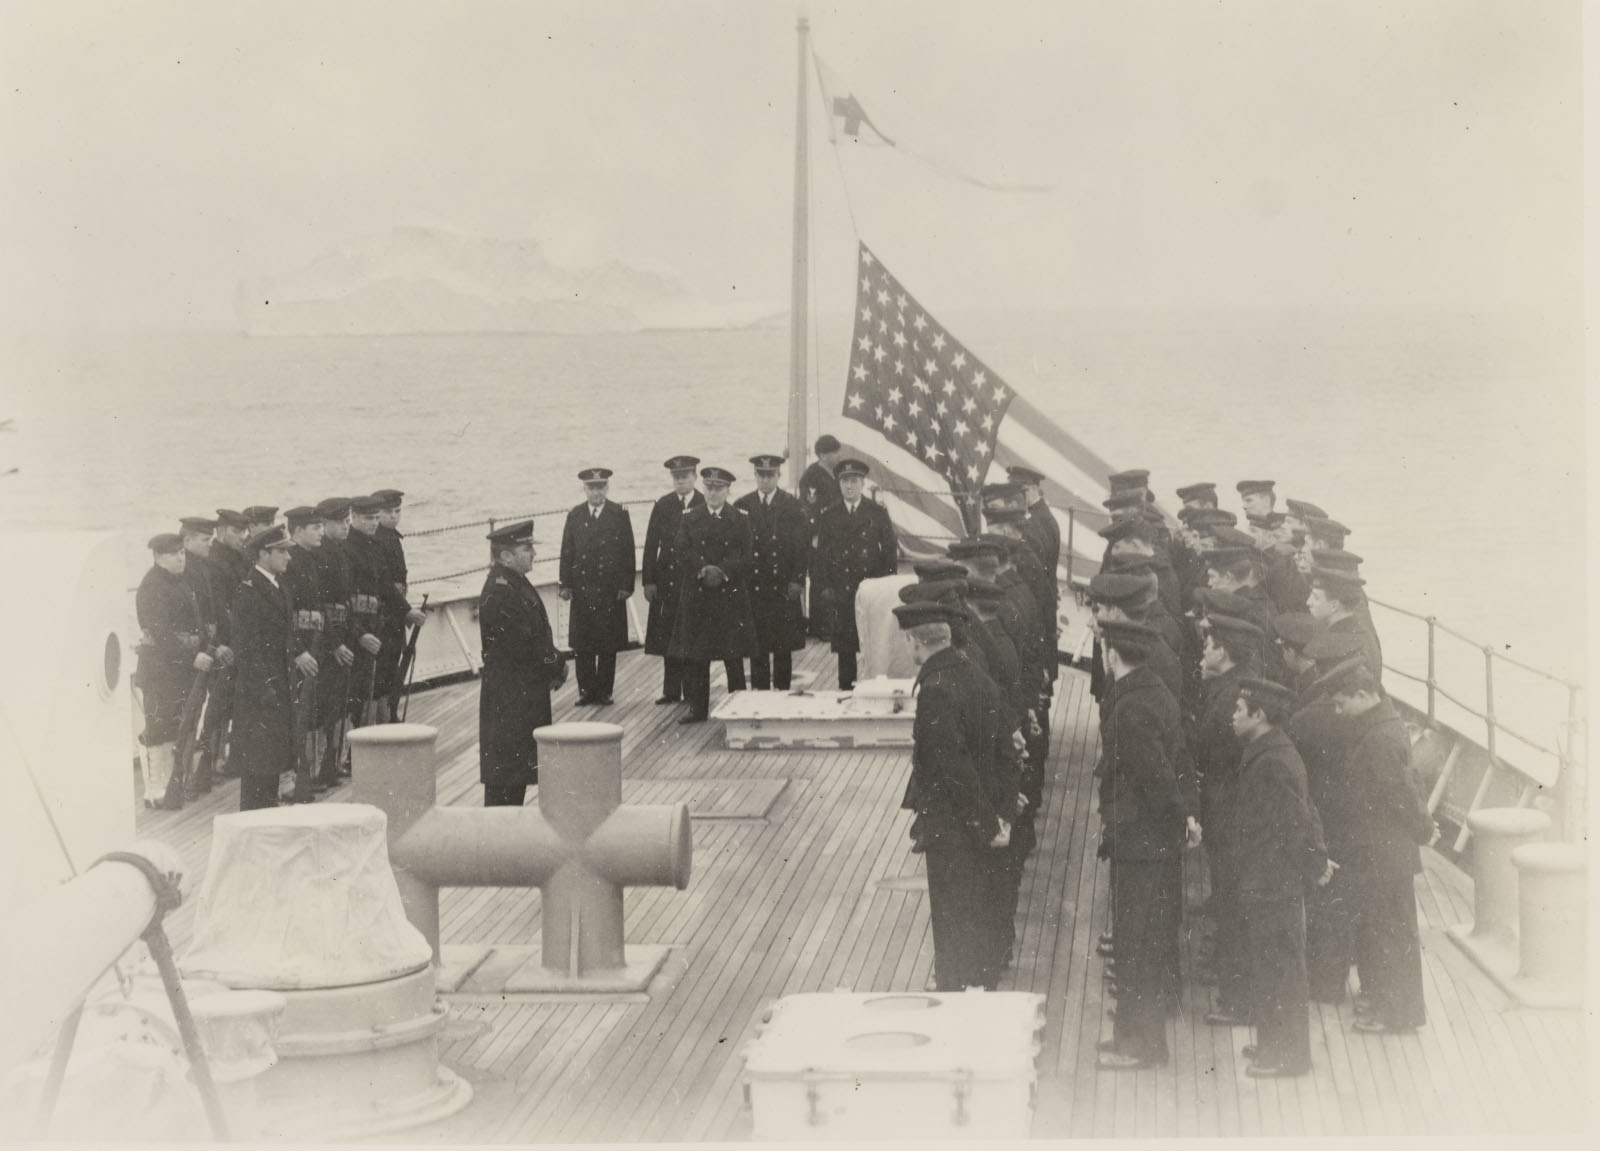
[289,661,318,798]
[392,592,430,722]
[160,668,210,810]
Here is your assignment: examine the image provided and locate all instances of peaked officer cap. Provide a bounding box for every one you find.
[487,519,536,546]
[664,455,700,471]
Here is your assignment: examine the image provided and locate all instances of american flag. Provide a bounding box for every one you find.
[841,243,1014,534]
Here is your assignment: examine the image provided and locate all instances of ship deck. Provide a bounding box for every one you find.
[134,640,1589,1140]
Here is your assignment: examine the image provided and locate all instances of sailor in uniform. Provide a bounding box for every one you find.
[1307,564,1383,684]
[135,533,213,809]
[371,489,411,719]
[281,506,326,802]
[313,497,357,785]
[204,508,253,778]
[344,496,407,726]
[242,505,279,535]
[1008,465,1061,579]
[894,599,1014,992]
[734,454,809,690]
[177,515,232,797]
[813,458,897,690]
[1096,618,1201,1070]
[1311,657,1436,1034]
[799,434,843,638]
[668,466,758,722]
[479,520,566,807]
[1231,677,1333,1077]
[641,455,703,704]
[559,467,636,706]
[229,525,296,811]
[1237,479,1277,519]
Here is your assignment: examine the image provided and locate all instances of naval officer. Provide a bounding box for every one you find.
[559,467,637,706]
[799,434,843,638]
[668,466,758,722]
[641,455,704,704]
[894,599,1013,992]
[735,454,809,690]
[230,525,296,811]
[813,458,897,690]
[479,520,566,807]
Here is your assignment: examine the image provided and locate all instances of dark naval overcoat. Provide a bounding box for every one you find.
[641,487,704,656]
[478,563,564,789]
[814,497,897,654]
[228,568,293,780]
[734,487,809,654]
[668,504,759,661]
[135,565,205,744]
[559,500,636,652]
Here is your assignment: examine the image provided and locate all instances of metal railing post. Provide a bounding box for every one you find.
[1560,684,1586,843]
[1425,615,1437,723]
[1483,645,1497,769]
[1065,508,1075,586]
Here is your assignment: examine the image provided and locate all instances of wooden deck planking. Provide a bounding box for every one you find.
[130,639,1589,1141]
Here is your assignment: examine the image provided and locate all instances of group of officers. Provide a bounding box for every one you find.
[134,492,425,812]
[475,439,906,803]
[1080,472,1431,1076]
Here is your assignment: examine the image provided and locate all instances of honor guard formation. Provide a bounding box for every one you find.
[134,491,425,812]
[135,449,1426,1082]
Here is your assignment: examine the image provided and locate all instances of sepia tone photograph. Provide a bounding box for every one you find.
[1,0,1590,1143]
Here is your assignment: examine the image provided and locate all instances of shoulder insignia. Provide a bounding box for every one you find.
[493,576,509,586]
[734,506,748,515]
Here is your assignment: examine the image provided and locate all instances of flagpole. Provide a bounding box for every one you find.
[786,14,811,495]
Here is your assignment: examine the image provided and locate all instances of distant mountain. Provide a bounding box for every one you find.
[235,226,754,334]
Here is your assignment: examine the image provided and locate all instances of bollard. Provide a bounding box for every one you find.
[1445,807,1550,987]
[352,721,692,991]
[1508,843,1587,1009]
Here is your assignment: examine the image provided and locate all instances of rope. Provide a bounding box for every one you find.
[412,564,490,586]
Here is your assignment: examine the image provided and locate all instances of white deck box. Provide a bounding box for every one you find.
[742,990,1044,1141]
[713,678,917,749]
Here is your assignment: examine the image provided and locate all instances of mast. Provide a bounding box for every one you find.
[786,15,810,494]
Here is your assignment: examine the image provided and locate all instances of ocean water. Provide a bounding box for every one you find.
[0,311,1584,761]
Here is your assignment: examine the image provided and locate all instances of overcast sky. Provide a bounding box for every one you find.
[0,0,1582,333]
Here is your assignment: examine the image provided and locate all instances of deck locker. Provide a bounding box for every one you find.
[741,990,1045,1141]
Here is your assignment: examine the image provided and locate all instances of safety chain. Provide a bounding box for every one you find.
[32,853,231,1141]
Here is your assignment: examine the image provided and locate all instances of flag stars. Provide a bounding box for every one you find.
[952,351,967,368]
[913,377,930,394]
[894,359,906,375]
[877,289,890,306]
[941,379,956,396]
[907,399,922,417]
[847,392,864,410]
[883,413,897,430]
[913,314,928,331]
[862,249,876,267]
[887,386,903,404]
[892,330,907,348]
[924,358,938,376]
[973,370,987,388]
[962,396,977,413]
[852,364,868,381]
[932,332,947,351]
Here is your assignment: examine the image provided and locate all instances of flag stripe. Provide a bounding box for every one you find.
[1005,391,1120,488]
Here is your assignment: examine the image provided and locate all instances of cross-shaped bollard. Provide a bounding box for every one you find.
[348,722,691,988]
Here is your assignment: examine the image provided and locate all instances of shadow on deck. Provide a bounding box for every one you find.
[135,640,1589,1140]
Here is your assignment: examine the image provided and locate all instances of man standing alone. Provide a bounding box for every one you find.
[479,520,566,807]
[559,467,636,706]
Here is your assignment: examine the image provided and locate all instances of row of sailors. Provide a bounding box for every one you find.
[1082,474,1430,1079]
[134,492,425,811]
